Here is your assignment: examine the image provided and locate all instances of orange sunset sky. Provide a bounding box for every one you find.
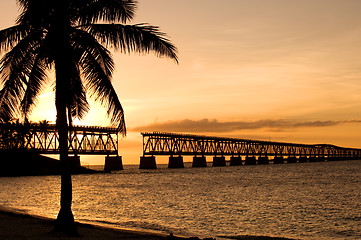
[1,0,361,165]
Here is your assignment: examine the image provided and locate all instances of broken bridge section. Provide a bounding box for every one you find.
[0,123,122,171]
[141,132,361,169]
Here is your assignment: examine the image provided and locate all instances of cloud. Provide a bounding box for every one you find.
[130,118,361,133]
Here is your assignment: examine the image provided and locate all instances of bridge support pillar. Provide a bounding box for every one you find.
[192,156,207,167]
[273,156,284,164]
[298,157,308,163]
[245,156,256,165]
[213,156,226,167]
[308,156,317,162]
[230,156,243,166]
[258,156,269,164]
[140,156,157,169]
[287,157,297,163]
[104,156,123,172]
[69,156,81,169]
[168,156,184,168]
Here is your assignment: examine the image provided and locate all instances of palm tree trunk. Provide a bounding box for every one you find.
[53,0,77,235]
[54,83,76,234]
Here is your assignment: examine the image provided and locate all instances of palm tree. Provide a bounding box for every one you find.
[0,0,178,234]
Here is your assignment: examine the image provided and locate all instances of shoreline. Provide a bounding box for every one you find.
[0,206,183,240]
[0,206,297,240]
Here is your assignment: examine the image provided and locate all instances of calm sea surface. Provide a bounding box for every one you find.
[0,160,360,239]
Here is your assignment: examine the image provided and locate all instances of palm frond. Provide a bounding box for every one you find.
[0,55,33,119]
[88,23,178,63]
[0,31,42,80]
[16,0,54,28]
[0,92,13,123]
[67,59,90,120]
[79,48,126,134]
[0,86,21,121]
[69,88,90,120]
[0,34,39,88]
[0,30,42,120]
[77,0,137,25]
[0,25,28,52]
[71,28,114,76]
[20,56,48,118]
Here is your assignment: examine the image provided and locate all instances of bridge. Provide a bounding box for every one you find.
[140,132,361,168]
[0,122,122,171]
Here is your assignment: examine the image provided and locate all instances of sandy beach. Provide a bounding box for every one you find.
[0,207,175,240]
[0,206,297,240]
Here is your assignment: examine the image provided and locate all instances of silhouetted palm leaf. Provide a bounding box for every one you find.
[21,56,48,117]
[0,25,28,51]
[77,0,137,24]
[88,23,178,62]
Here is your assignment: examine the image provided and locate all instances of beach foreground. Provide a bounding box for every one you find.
[0,207,296,240]
[0,207,169,240]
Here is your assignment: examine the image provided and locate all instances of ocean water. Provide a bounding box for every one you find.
[0,160,360,239]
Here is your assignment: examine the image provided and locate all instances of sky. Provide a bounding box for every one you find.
[1,0,361,165]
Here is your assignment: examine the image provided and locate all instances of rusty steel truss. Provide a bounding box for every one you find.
[142,132,361,159]
[0,123,118,155]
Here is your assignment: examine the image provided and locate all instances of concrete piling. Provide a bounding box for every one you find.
[298,157,308,163]
[230,156,243,166]
[104,156,123,172]
[140,156,157,169]
[258,156,269,164]
[168,156,184,168]
[273,156,284,164]
[213,156,226,167]
[308,156,317,162]
[245,156,257,165]
[287,157,297,163]
[192,156,207,167]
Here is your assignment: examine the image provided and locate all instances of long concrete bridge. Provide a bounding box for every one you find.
[0,122,122,171]
[140,132,361,169]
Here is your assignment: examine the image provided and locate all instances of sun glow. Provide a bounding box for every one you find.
[30,85,114,127]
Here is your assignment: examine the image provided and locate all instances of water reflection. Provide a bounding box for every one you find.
[0,161,360,239]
